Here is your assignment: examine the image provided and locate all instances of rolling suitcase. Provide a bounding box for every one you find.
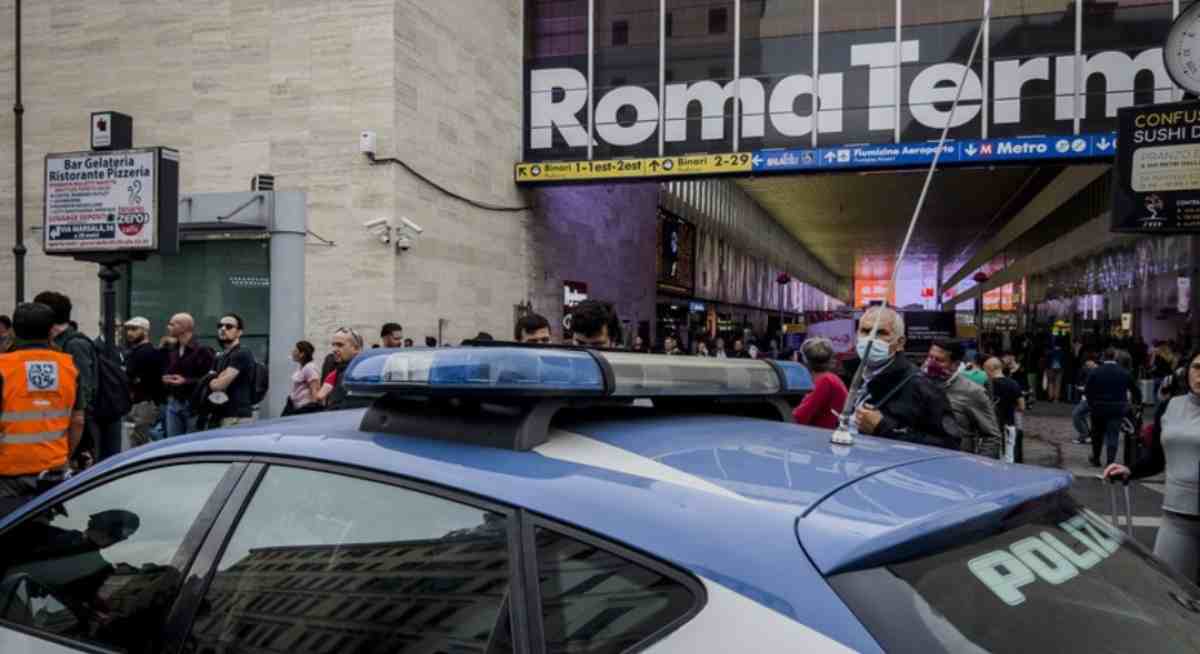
[1105,476,1135,539]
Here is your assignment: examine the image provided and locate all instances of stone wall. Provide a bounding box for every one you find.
[0,0,529,349]
[529,183,659,344]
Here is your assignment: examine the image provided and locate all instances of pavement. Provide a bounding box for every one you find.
[1021,399,1164,549]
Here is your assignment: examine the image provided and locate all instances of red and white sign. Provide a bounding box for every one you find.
[43,149,158,254]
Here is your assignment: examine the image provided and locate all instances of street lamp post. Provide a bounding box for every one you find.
[12,0,24,303]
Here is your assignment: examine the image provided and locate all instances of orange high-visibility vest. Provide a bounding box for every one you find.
[0,348,78,476]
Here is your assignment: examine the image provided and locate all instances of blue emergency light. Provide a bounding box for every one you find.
[346,346,812,451]
[344,347,813,398]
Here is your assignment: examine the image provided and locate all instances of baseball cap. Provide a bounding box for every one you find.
[124,317,151,330]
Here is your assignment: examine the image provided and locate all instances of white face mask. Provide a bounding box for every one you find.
[857,336,894,368]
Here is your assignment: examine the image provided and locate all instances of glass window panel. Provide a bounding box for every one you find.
[741,0,815,150]
[1079,1,1173,134]
[665,0,736,155]
[536,527,697,654]
[595,0,661,158]
[187,466,513,654]
[819,0,898,145]
[988,4,1075,137]
[526,0,590,160]
[0,464,231,653]
[130,239,271,364]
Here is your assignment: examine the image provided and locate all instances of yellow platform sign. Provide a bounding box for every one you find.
[515,153,753,183]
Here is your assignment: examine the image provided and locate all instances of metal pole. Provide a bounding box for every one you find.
[12,0,24,304]
[1191,235,1200,351]
[586,0,594,161]
[733,0,741,153]
[99,264,120,349]
[658,0,665,157]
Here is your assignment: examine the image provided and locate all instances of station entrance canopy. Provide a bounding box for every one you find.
[518,1,1177,182]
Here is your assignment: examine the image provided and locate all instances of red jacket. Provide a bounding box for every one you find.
[793,372,849,430]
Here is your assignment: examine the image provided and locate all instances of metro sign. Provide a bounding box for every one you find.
[530,40,1174,152]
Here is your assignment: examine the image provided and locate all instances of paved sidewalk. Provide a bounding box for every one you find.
[1022,400,1164,549]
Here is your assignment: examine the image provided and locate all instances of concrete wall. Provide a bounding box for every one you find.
[0,0,529,349]
[528,183,658,344]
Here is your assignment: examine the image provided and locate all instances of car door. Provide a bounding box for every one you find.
[169,460,521,654]
[167,459,706,654]
[0,459,248,654]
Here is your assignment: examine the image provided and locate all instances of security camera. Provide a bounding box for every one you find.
[395,235,413,251]
[363,217,389,230]
[379,231,391,244]
[399,217,424,234]
[359,130,377,155]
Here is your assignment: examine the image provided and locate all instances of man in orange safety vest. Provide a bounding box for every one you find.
[0,302,85,516]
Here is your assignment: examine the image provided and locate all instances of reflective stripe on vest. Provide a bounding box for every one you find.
[0,349,78,476]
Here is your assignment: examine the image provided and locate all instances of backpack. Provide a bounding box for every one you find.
[66,333,132,422]
[251,359,269,406]
[212,345,269,407]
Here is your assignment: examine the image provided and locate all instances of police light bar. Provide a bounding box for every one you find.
[344,347,813,398]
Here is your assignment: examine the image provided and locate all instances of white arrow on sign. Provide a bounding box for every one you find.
[824,152,836,162]
[1096,138,1112,151]
[752,155,762,166]
[965,145,978,157]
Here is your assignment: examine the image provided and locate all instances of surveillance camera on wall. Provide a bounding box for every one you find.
[399,217,424,234]
[363,217,389,230]
[359,130,377,155]
[395,235,413,251]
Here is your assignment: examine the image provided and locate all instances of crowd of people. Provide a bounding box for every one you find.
[4,293,1200,583]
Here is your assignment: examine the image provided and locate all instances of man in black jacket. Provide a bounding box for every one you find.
[852,307,962,450]
[1085,347,1143,467]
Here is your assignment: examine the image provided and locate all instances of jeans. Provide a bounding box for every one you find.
[165,397,194,438]
[1072,400,1090,439]
[1091,406,1127,466]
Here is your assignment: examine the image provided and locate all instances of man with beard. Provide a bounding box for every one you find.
[123,317,164,446]
[205,314,257,429]
[851,307,961,450]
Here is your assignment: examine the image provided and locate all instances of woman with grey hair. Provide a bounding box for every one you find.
[792,337,849,429]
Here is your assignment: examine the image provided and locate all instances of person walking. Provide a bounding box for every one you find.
[283,341,322,416]
[123,317,164,447]
[926,340,1003,459]
[1105,350,1200,583]
[161,313,215,437]
[0,303,85,517]
[985,357,1025,462]
[204,314,257,429]
[1072,359,1099,444]
[1086,347,1143,467]
[792,338,849,430]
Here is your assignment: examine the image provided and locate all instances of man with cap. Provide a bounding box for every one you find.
[0,303,85,516]
[124,317,164,447]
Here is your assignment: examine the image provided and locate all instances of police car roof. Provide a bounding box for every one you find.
[49,409,1069,653]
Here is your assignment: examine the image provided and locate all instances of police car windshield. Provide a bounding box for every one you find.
[827,492,1200,653]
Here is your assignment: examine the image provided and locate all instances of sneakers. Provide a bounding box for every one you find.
[1074,437,1091,444]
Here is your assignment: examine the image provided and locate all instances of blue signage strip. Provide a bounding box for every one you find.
[750,132,1117,173]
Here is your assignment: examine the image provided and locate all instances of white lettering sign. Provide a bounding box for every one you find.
[530,42,1176,150]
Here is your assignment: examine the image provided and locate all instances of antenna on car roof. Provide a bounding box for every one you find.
[830,3,992,447]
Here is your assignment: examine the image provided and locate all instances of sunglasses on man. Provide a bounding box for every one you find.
[217,322,239,331]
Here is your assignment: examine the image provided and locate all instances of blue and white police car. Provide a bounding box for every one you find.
[0,346,1198,653]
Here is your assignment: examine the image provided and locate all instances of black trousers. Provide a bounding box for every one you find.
[1091,408,1126,466]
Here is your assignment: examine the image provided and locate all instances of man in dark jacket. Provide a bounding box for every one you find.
[1085,347,1143,467]
[852,307,962,450]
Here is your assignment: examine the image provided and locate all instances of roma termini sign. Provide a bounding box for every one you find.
[524,8,1176,169]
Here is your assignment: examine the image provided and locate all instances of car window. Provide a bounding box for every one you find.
[0,463,232,653]
[187,465,514,654]
[828,491,1200,654]
[534,527,698,654]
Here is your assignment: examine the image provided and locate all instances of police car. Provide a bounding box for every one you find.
[0,346,1197,653]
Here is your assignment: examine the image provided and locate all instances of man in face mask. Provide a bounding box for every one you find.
[852,307,962,450]
[925,339,1003,459]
